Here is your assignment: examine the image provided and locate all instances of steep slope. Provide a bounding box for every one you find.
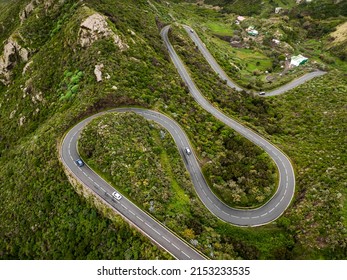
[327,21,347,60]
[0,0,174,259]
[0,0,283,260]
[185,0,298,15]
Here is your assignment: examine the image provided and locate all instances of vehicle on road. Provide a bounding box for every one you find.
[185,147,192,155]
[259,91,266,95]
[190,29,194,33]
[112,192,122,200]
[75,159,84,167]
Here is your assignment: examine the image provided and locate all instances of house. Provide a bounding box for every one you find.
[246,26,259,36]
[290,54,308,67]
[237,16,246,22]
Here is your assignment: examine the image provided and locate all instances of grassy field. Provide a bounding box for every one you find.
[205,21,234,36]
[210,37,273,73]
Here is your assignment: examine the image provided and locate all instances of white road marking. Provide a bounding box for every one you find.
[181,251,191,258]
[230,215,240,219]
[163,236,170,243]
[261,213,268,217]
[145,222,152,229]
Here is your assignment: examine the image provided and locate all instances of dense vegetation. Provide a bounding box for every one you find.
[266,70,347,258]
[0,0,174,259]
[0,0,25,43]
[189,0,273,15]
[184,0,347,18]
[0,0,346,260]
[79,112,195,222]
[290,0,347,19]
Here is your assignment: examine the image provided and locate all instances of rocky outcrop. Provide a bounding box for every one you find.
[0,37,30,85]
[19,0,57,24]
[22,60,33,75]
[94,64,104,82]
[19,1,37,24]
[19,115,26,126]
[78,13,128,50]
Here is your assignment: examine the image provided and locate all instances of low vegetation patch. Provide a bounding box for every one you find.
[58,70,84,100]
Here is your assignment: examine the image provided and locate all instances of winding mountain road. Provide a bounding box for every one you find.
[160,25,295,226]
[59,24,327,259]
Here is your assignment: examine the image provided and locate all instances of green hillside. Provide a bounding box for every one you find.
[0,0,346,260]
[0,0,174,260]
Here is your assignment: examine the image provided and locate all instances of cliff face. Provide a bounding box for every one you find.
[78,12,128,50]
[0,0,130,86]
[0,37,29,85]
[19,0,61,23]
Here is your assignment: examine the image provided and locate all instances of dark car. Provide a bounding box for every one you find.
[75,159,84,167]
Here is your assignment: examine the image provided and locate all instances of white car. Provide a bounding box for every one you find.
[259,91,266,96]
[75,159,84,167]
[185,147,192,155]
[112,192,122,200]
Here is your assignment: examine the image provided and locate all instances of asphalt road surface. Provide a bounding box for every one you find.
[59,24,327,260]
